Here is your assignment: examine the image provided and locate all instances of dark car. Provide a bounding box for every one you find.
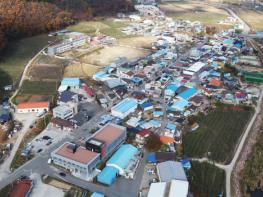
[42,136,51,140]
[46,141,52,146]
[37,149,43,153]
[59,172,66,177]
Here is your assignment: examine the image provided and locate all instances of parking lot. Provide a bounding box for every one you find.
[30,125,71,155]
[140,163,158,196]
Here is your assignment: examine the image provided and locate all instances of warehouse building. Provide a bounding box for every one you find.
[111,98,138,119]
[97,144,139,185]
[86,123,127,158]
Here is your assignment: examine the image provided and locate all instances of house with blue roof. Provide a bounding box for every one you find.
[165,83,179,97]
[97,144,138,185]
[168,99,189,112]
[178,88,198,101]
[59,78,81,92]
[111,98,137,119]
[140,102,153,111]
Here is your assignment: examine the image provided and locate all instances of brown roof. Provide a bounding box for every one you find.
[50,118,74,128]
[9,179,33,197]
[155,152,176,162]
[189,95,203,104]
[55,142,99,164]
[93,124,125,146]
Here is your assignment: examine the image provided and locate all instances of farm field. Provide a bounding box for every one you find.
[189,161,225,197]
[0,34,54,89]
[234,7,263,31]
[19,80,58,95]
[13,80,58,104]
[160,1,229,25]
[67,19,132,39]
[64,62,100,77]
[81,45,150,66]
[240,130,263,197]
[183,105,253,164]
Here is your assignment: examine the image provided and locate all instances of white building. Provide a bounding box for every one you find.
[53,103,78,120]
[51,142,100,180]
[48,36,90,55]
[17,102,49,113]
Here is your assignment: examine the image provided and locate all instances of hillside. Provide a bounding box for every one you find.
[0,0,133,56]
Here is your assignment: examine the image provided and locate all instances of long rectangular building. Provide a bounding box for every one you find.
[51,142,100,180]
[86,123,127,158]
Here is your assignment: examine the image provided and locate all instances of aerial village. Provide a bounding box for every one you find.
[1,2,263,197]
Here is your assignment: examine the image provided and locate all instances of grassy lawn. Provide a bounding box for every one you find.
[67,19,132,39]
[19,80,58,95]
[160,2,229,25]
[240,130,263,196]
[189,161,225,197]
[183,105,253,164]
[0,34,54,89]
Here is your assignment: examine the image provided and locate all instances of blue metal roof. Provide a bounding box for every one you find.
[166,122,177,131]
[97,166,118,185]
[61,78,81,86]
[60,91,77,103]
[112,98,137,113]
[166,83,178,92]
[169,99,189,112]
[91,192,104,197]
[178,88,198,100]
[147,152,156,163]
[107,144,138,169]
[140,102,152,109]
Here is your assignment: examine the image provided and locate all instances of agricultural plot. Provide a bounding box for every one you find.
[235,7,263,31]
[19,80,58,95]
[118,36,157,49]
[64,62,100,77]
[160,2,229,25]
[183,105,253,163]
[189,161,225,197]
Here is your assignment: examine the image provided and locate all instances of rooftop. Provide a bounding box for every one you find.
[17,102,49,109]
[157,161,187,182]
[54,142,99,164]
[9,179,33,197]
[93,123,126,146]
[111,98,137,113]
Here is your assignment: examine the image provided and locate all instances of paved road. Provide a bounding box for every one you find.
[0,113,37,179]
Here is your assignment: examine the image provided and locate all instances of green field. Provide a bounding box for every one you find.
[67,19,132,39]
[240,130,263,197]
[0,34,54,89]
[189,161,225,197]
[19,80,58,95]
[183,105,253,163]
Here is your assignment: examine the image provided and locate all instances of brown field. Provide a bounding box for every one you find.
[118,36,157,49]
[81,45,150,66]
[15,95,53,103]
[235,7,263,32]
[160,1,229,25]
[64,62,100,77]
[28,65,63,81]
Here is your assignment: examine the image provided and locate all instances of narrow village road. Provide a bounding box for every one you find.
[0,113,37,179]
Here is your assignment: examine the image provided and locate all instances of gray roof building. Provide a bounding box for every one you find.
[157,161,187,182]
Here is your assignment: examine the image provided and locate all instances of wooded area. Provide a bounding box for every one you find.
[0,0,133,56]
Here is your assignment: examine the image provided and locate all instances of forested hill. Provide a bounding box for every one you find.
[0,0,133,55]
